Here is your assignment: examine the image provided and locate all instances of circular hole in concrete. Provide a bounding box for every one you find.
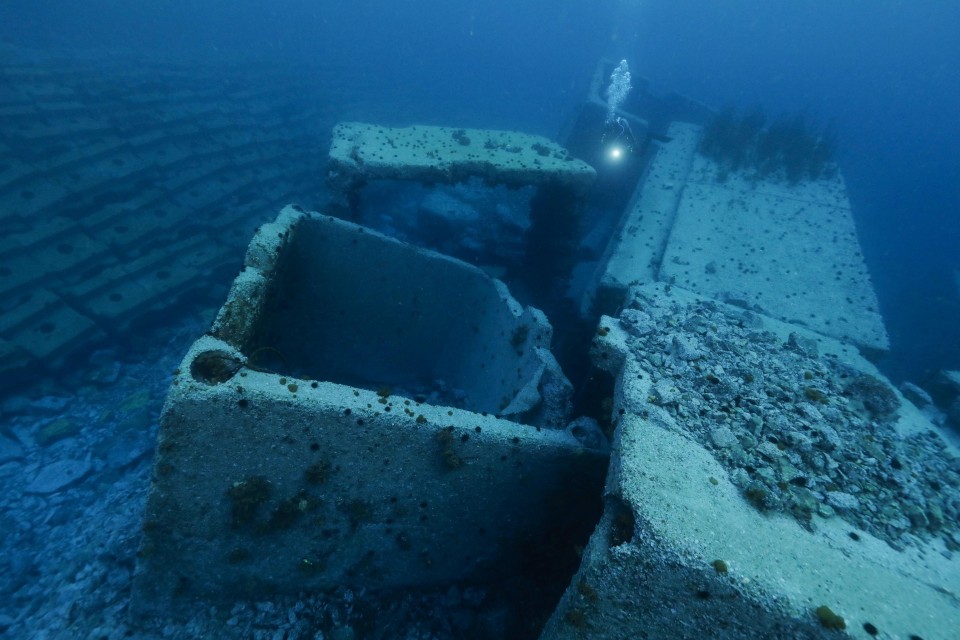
[190,350,243,385]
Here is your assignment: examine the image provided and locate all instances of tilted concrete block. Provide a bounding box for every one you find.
[133,205,607,609]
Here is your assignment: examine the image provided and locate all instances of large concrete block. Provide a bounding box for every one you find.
[133,205,607,609]
[588,124,887,356]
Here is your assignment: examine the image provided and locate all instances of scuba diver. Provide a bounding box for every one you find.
[600,115,638,160]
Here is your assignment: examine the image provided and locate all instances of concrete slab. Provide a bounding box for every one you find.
[28,230,112,281]
[77,190,170,233]
[542,283,959,640]
[0,176,74,218]
[133,205,607,609]
[0,287,103,360]
[0,337,32,380]
[327,122,596,197]
[660,154,888,352]
[0,250,59,296]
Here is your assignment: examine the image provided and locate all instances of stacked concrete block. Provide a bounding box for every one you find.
[133,205,608,608]
[326,122,596,210]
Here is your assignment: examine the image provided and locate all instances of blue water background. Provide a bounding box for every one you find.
[2,0,957,383]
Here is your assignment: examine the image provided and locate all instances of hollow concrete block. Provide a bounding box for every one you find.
[133,205,607,609]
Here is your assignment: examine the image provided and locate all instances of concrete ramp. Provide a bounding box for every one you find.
[590,125,888,354]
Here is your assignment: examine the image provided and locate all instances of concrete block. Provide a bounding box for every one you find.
[0,176,74,218]
[0,337,33,379]
[134,205,606,608]
[28,230,112,283]
[169,175,235,211]
[542,283,959,640]
[0,157,37,188]
[36,136,130,175]
[327,122,596,197]
[77,191,171,236]
[0,287,103,360]
[0,250,59,296]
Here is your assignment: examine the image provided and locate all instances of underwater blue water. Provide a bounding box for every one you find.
[3,0,955,381]
[1,2,959,637]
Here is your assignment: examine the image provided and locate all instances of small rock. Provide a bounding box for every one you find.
[730,468,750,488]
[565,417,608,451]
[37,417,80,447]
[89,349,123,384]
[845,373,901,419]
[756,441,783,459]
[2,394,70,415]
[671,335,702,361]
[813,425,842,451]
[102,429,153,469]
[785,333,819,358]
[904,504,928,529]
[739,312,764,329]
[25,458,92,494]
[620,309,655,336]
[709,426,738,449]
[826,491,860,512]
[0,436,24,464]
[651,381,679,405]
